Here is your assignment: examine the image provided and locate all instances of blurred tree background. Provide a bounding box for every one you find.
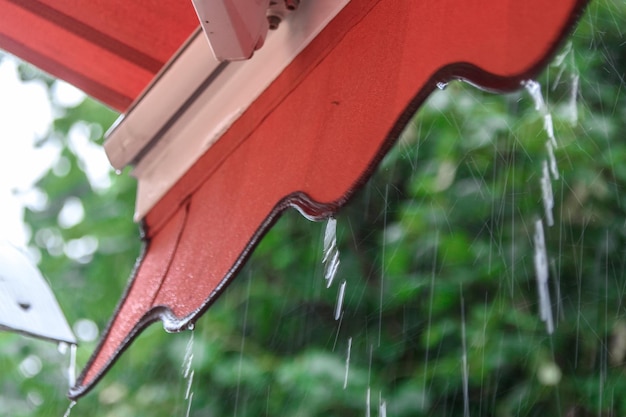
[1,0,625,416]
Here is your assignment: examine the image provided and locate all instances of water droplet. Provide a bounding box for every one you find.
[436,81,448,90]
[334,280,346,320]
[322,217,337,260]
[58,342,69,355]
[533,220,554,334]
[181,332,195,417]
[182,332,194,379]
[63,400,76,417]
[185,370,195,400]
[527,84,560,171]
[343,337,352,389]
[187,322,195,331]
[322,218,340,288]
[185,392,194,417]
[68,344,77,388]
[567,73,579,126]
[114,169,122,175]
[522,79,546,112]
[461,293,470,417]
[546,141,559,181]
[540,160,554,227]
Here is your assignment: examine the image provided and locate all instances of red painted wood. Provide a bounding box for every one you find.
[70,0,588,398]
[0,0,198,111]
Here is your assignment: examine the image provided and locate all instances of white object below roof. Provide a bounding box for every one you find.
[0,242,76,345]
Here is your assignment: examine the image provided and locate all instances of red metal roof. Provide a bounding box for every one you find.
[0,0,590,401]
[59,0,587,399]
[0,0,198,111]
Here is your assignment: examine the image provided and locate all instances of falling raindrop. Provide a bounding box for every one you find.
[379,398,387,417]
[523,79,546,112]
[525,78,561,336]
[566,73,579,126]
[233,274,252,417]
[422,231,438,402]
[63,400,76,417]
[533,219,554,334]
[540,160,555,227]
[179,331,195,417]
[551,41,579,126]
[335,280,346,320]
[543,112,557,149]
[460,292,470,417]
[322,217,340,288]
[182,331,194,380]
[523,79,560,180]
[546,141,559,181]
[68,343,77,388]
[343,337,352,389]
[58,342,78,387]
[185,392,194,417]
[185,370,195,401]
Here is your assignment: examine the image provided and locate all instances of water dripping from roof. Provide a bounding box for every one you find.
[540,160,555,227]
[334,280,346,320]
[58,342,77,387]
[525,79,561,335]
[63,400,76,417]
[551,41,579,126]
[379,393,387,417]
[322,217,340,288]
[343,337,352,389]
[523,80,560,180]
[68,343,77,388]
[182,329,194,375]
[366,345,373,417]
[185,370,195,401]
[181,331,195,417]
[460,291,470,417]
[533,220,554,334]
[567,73,579,126]
[422,231,438,402]
[233,274,252,417]
[185,392,194,417]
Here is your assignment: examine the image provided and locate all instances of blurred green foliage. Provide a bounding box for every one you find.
[1,0,625,416]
